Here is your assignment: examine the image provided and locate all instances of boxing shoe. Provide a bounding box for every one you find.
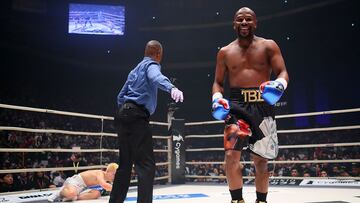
[255,200,267,203]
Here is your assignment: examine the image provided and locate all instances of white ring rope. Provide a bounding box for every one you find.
[185,159,360,165]
[0,126,171,140]
[0,148,118,153]
[0,126,115,137]
[187,134,223,138]
[0,148,170,153]
[278,142,360,149]
[0,165,106,174]
[153,136,171,139]
[155,162,171,166]
[185,175,360,180]
[185,108,360,126]
[0,103,113,120]
[275,108,360,119]
[0,103,168,126]
[185,120,221,126]
[185,142,360,152]
[149,121,169,126]
[186,125,360,139]
[0,162,170,174]
[278,125,360,133]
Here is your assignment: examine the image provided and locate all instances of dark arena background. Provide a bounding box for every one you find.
[1,0,360,203]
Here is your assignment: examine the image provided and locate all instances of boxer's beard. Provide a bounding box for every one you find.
[237,27,253,40]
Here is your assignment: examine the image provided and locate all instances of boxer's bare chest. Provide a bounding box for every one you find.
[225,41,271,87]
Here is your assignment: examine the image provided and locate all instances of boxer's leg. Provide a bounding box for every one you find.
[225,150,243,190]
[224,123,247,202]
[78,190,101,200]
[252,153,269,203]
[60,185,79,200]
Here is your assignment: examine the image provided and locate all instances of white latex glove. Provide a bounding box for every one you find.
[171,88,184,103]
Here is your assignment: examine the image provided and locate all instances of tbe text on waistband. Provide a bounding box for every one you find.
[230,88,264,102]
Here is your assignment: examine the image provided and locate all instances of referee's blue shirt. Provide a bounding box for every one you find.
[117,57,174,115]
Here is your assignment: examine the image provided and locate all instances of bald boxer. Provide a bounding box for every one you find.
[48,163,118,202]
[212,7,289,203]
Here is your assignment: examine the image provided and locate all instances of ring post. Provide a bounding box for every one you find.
[170,118,185,184]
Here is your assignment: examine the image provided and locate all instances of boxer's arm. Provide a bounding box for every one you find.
[267,40,289,85]
[212,48,227,95]
[99,182,112,192]
[96,172,112,191]
[211,48,229,120]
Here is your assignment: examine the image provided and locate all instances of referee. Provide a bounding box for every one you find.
[109,40,184,203]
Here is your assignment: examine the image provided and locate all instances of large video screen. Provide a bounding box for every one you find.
[68,3,125,35]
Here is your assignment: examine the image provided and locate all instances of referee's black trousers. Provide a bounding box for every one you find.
[109,102,155,203]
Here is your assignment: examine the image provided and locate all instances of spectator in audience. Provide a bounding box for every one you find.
[320,170,328,177]
[331,165,341,176]
[303,171,311,177]
[303,163,316,176]
[0,173,17,192]
[63,153,87,178]
[350,164,359,176]
[290,168,300,177]
[52,171,66,187]
[30,171,56,189]
[7,133,19,148]
[16,172,31,190]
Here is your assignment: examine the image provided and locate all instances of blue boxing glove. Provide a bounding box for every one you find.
[88,184,109,196]
[260,78,287,105]
[212,92,230,120]
[88,184,104,191]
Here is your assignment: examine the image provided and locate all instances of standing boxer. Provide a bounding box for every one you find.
[212,7,289,203]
